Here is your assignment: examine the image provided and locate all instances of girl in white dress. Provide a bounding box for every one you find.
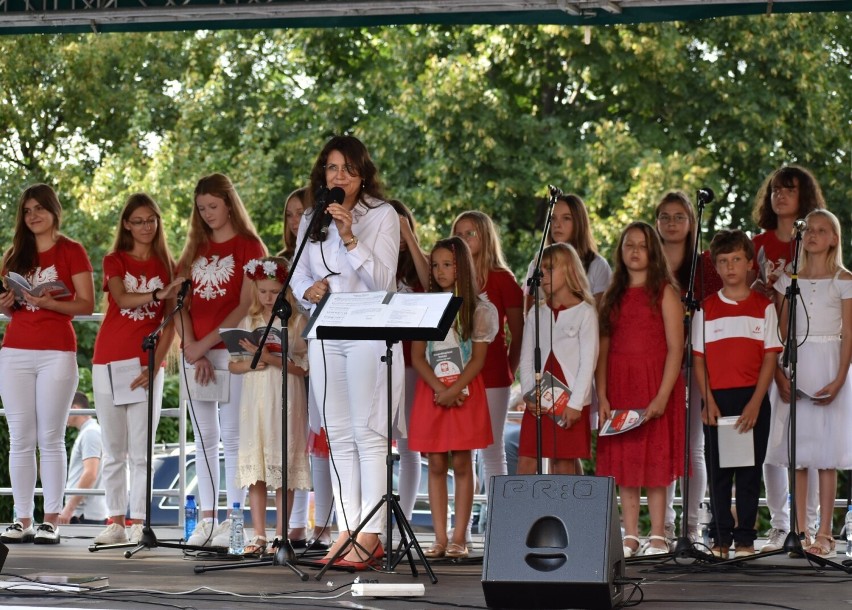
[232,256,310,556]
[767,209,852,556]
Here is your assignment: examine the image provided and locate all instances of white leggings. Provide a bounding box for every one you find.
[764,463,819,531]
[666,379,707,529]
[309,339,387,534]
[395,366,422,520]
[289,456,335,531]
[479,386,510,495]
[93,364,164,519]
[0,348,78,517]
[180,349,245,514]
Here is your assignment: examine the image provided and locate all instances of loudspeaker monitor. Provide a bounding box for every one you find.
[481,475,624,610]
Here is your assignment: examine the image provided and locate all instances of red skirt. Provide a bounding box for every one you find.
[518,407,591,459]
[408,375,493,453]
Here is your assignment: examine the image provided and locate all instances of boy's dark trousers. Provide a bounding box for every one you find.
[704,386,770,548]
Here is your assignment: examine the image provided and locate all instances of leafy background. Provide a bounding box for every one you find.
[0,14,850,528]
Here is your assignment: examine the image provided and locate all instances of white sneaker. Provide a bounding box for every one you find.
[760,528,787,553]
[664,522,676,546]
[128,523,144,544]
[211,519,232,548]
[33,522,60,544]
[0,521,35,543]
[94,522,128,545]
[187,520,214,547]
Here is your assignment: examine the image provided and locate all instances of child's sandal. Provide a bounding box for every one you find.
[622,535,641,558]
[806,533,836,557]
[243,535,267,558]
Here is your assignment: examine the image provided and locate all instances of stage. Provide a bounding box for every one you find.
[0,525,849,609]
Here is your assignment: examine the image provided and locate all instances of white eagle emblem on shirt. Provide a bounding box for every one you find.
[192,254,235,301]
[121,273,164,321]
[23,266,59,312]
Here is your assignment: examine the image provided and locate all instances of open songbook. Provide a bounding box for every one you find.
[4,271,70,303]
[220,327,282,357]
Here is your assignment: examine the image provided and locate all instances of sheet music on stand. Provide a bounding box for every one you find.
[303,291,461,342]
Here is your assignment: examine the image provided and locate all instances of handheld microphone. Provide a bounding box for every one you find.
[548,184,564,199]
[794,219,807,232]
[697,187,715,204]
[176,279,191,308]
[320,187,346,236]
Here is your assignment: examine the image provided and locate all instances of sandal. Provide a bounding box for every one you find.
[424,543,446,558]
[243,535,267,558]
[445,542,469,559]
[641,535,669,556]
[806,533,836,557]
[622,535,641,558]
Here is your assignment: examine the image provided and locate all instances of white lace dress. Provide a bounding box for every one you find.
[766,273,852,469]
[236,313,311,490]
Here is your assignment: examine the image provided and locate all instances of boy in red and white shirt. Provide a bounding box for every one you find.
[692,230,782,559]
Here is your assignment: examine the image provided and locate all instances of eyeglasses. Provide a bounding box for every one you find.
[454,230,478,240]
[324,163,359,177]
[657,214,688,224]
[127,218,158,228]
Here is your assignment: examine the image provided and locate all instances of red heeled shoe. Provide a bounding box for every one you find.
[337,541,385,571]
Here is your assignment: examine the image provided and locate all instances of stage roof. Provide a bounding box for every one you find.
[0,0,849,35]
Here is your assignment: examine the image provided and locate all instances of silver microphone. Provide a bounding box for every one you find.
[794,219,807,232]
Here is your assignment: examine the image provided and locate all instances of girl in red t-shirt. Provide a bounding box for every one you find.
[451,211,523,503]
[176,173,267,547]
[0,184,94,545]
[90,193,185,546]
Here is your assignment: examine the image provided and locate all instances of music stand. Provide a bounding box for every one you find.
[89,290,208,557]
[307,290,461,583]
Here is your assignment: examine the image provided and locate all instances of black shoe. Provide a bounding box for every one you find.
[290,538,308,549]
[307,538,330,551]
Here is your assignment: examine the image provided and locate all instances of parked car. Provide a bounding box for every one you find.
[147,445,483,533]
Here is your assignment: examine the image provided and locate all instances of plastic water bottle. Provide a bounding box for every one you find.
[845,504,852,558]
[184,495,197,541]
[229,502,244,555]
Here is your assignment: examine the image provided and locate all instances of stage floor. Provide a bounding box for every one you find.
[0,525,850,609]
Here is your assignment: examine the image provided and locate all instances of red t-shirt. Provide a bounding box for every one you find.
[187,235,265,350]
[93,251,174,366]
[2,236,92,352]
[693,290,783,390]
[752,231,796,278]
[481,268,523,388]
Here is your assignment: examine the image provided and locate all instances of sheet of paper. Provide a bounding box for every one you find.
[108,357,147,406]
[186,368,230,403]
[389,292,453,328]
[717,416,754,468]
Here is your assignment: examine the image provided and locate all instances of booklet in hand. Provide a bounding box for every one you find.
[523,374,572,427]
[429,345,469,397]
[599,409,648,436]
[219,327,282,357]
[5,271,71,303]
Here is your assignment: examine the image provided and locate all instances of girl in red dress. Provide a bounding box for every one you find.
[517,243,598,474]
[409,236,497,560]
[595,222,685,558]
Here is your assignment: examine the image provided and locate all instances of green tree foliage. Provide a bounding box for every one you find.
[0,13,849,522]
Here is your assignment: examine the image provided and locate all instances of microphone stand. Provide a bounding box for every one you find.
[526,185,559,475]
[670,191,711,562]
[89,286,201,557]
[194,192,329,579]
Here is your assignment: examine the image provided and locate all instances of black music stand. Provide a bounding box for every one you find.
[307,290,461,583]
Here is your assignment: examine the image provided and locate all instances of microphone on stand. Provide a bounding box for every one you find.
[176,279,191,309]
[320,187,346,236]
[548,184,564,199]
[794,219,808,233]
[697,188,715,205]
